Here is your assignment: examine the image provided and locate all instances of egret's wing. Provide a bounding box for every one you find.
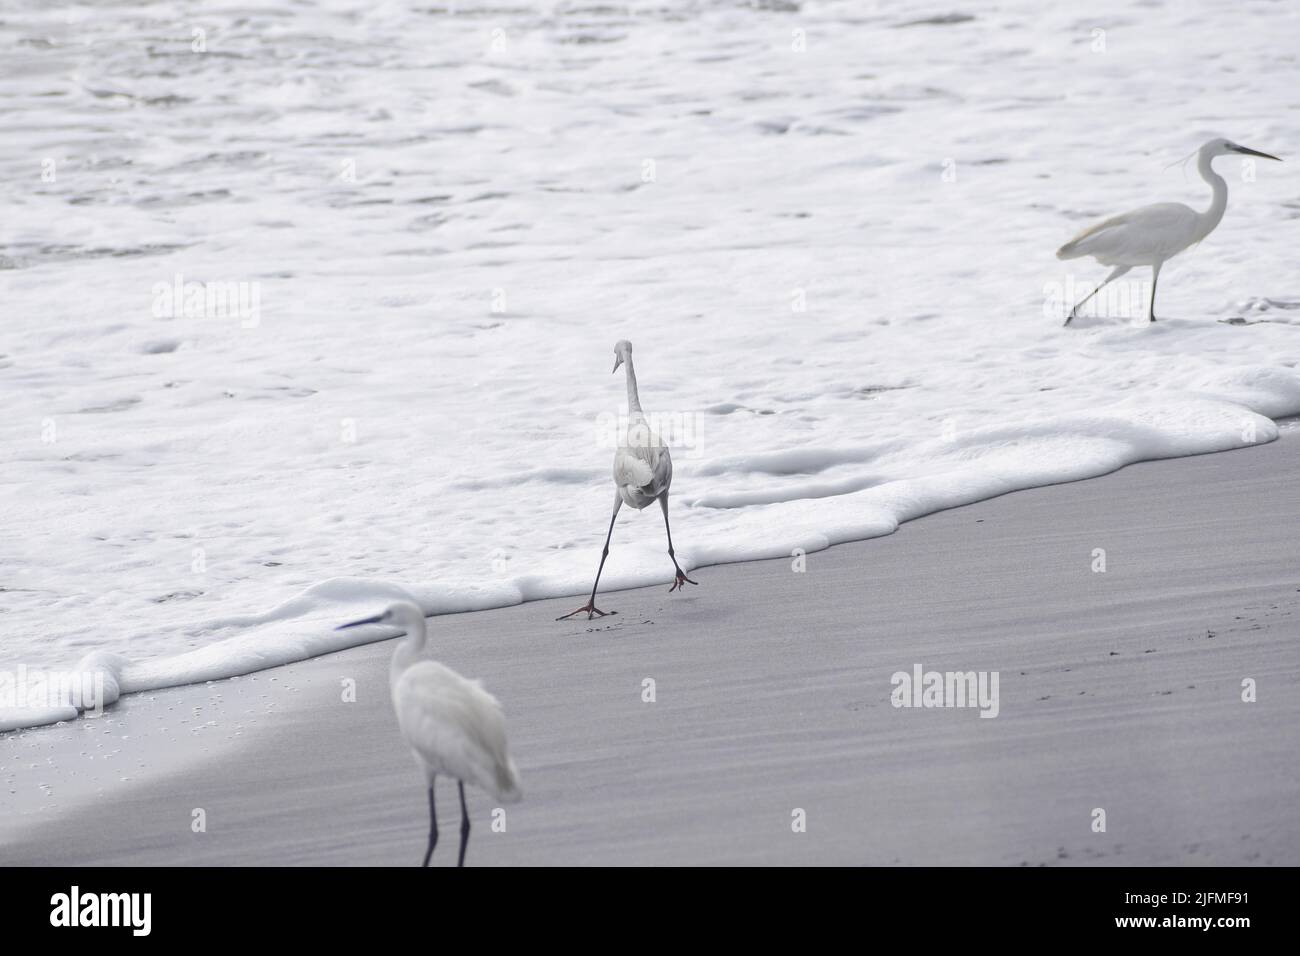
[615,413,673,498]
[1058,203,1199,260]
[613,445,655,490]
[1056,212,1131,259]
[617,440,673,498]
[646,443,673,498]
[394,662,522,802]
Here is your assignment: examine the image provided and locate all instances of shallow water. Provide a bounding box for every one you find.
[2,0,1298,726]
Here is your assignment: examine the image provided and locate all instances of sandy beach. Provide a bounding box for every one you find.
[4,427,1297,866]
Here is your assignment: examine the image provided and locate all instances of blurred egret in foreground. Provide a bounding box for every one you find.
[338,602,521,867]
[558,339,698,621]
[1058,137,1280,325]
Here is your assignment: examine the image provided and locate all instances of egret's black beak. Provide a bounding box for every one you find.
[336,613,384,631]
[1231,144,1282,161]
[612,356,623,374]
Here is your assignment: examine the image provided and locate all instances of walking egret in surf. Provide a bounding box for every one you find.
[1058,137,1280,325]
[558,339,698,621]
[337,601,522,867]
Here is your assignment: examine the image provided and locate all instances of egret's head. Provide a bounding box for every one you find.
[1205,137,1281,161]
[613,339,633,373]
[336,600,425,633]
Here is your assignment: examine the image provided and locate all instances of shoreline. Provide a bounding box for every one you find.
[3,429,1299,865]
[5,410,1295,737]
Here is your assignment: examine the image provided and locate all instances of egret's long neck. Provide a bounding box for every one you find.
[623,356,643,414]
[1197,149,1229,239]
[389,624,427,688]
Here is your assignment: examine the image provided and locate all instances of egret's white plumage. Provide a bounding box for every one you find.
[1058,136,1280,325]
[339,601,520,867]
[612,350,673,511]
[1060,201,1205,266]
[558,340,698,621]
[391,660,521,801]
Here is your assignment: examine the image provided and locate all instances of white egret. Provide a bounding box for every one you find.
[558,339,698,621]
[337,601,522,867]
[1058,137,1280,325]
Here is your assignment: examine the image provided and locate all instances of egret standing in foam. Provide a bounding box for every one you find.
[1058,137,1280,325]
[558,339,698,621]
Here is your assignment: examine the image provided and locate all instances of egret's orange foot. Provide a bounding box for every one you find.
[668,570,698,592]
[556,603,613,621]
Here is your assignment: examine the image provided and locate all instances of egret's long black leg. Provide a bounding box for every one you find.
[456,780,471,868]
[1149,262,1162,323]
[557,494,622,620]
[660,492,698,592]
[1065,265,1131,325]
[422,784,438,867]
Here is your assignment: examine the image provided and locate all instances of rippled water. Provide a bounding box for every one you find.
[2,1,1298,723]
